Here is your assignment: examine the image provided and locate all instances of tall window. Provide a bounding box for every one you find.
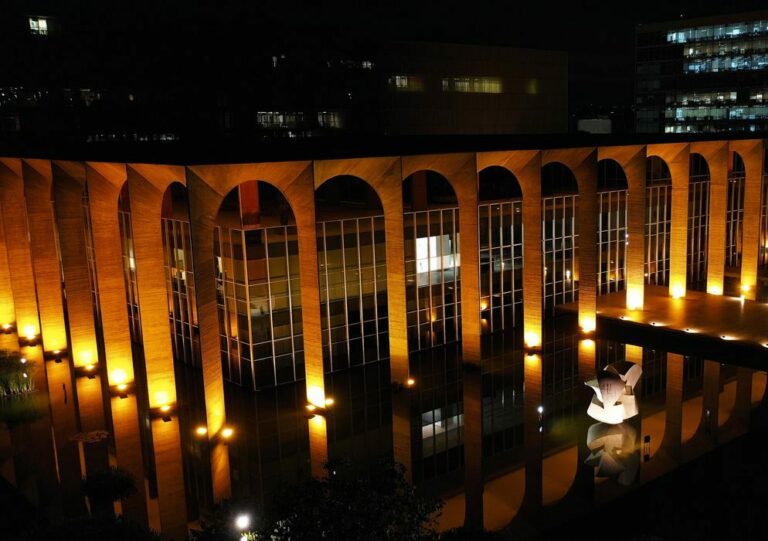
[163,217,199,367]
[725,153,746,269]
[542,163,579,312]
[688,154,711,291]
[645,157,672,286]
[215,183,304,390]
[478,166,523,334]
[316,176,389,373]
[118,186,142,343]
[404,172,461,352]
[597,160,628,295]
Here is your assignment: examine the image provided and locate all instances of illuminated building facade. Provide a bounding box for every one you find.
[0,136,766,537]
[636,10,768,134]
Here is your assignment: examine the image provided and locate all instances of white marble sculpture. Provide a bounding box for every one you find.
[585,360,642,424]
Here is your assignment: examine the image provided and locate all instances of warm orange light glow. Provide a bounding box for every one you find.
[671,284,685,299]
[406,378,416,387]
[741,283,751,294]
[111,369,127,385]
[708,284,723,296]
[627,288,643,311]
[2,323,10,331]
[22,325,37,340]
[155,391,170,407]
[524,331,541,349]
[581,338,595,349]
[117,383,127,392]
[195,426,208,436]
[160,404,171,413]
[20,357,26,364]
[480,299,488,311]
[221,427,234,439]
[305,403,317,412]
[307,386,325,409]
[85,363,95,371]
[324,397,334,407]
[580,317,596,333]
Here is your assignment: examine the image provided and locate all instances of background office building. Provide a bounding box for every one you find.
[636,10,768,134]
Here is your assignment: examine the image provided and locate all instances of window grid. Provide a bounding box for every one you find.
[645,182,672,286]
[542,194,579,312]
[598,189,628,295]
[162,218,199,367]
[478,201,523,334]
[725,170,745,268]
[118,200,142,343]
[215,225,304,390]
[404,208,462,352]
[542,331,580,432]
[318,216,389,372]
[687,164,711,291]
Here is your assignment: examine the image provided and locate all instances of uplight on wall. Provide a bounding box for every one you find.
[524,331,541,350]
[707,284,723,296]
[626,288,643,311]
[671,283,685,299]
[580,317,596,334]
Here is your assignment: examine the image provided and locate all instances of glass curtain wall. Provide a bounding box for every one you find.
[597,160,628,295]
[645,157,672,286]
[688,154,711,291]
[214,182,304,390]
[404,171,461,352]
[118,185,142,343]
[542,163,579,313]
[316,176,389,373]
[161,185,199,367]
[477,166,523,335]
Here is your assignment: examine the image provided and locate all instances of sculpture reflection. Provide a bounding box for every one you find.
[585,422,640,486]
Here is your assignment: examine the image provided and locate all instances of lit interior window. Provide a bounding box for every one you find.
[28,17,48,35]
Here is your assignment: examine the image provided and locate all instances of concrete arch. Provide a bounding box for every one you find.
[542,161,579,195]
[646,155,672,185]
[478,165,522,201]
[728,140,765,300]
[542,149,598,331]
[598,146,646,311]
[597,157,630,191]
[186,161,325,491]
[477,151,542,349]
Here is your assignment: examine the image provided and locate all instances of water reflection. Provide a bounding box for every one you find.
[0,315,766,538]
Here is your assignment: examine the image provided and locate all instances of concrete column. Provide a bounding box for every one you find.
[625,344,643,365]
[574,151,599,331]
[185,169,232,500]
[85,163,148,522]
[660,353,684,461]
[624,150,647,310]
[286,168,328,478]
[51,162,99,368]
[731,140,765,300]
[0,159,41,342]
[21,160,67,353]
[128,165,188,539]
[520,156,543,349]
[0,197,15,326]
[696,143,729,295]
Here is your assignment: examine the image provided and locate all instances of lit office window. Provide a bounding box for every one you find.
[317,111,343,128]
[542,163,579,312]
[688,154,711,291]
[28,17,48,35]
[725,153,746,269]
[388,75,425,92]
[478,166,523,334]
[441,77,502,94]
[597,160,628,295]
[404,172,461,352]
[645,157,672,286]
